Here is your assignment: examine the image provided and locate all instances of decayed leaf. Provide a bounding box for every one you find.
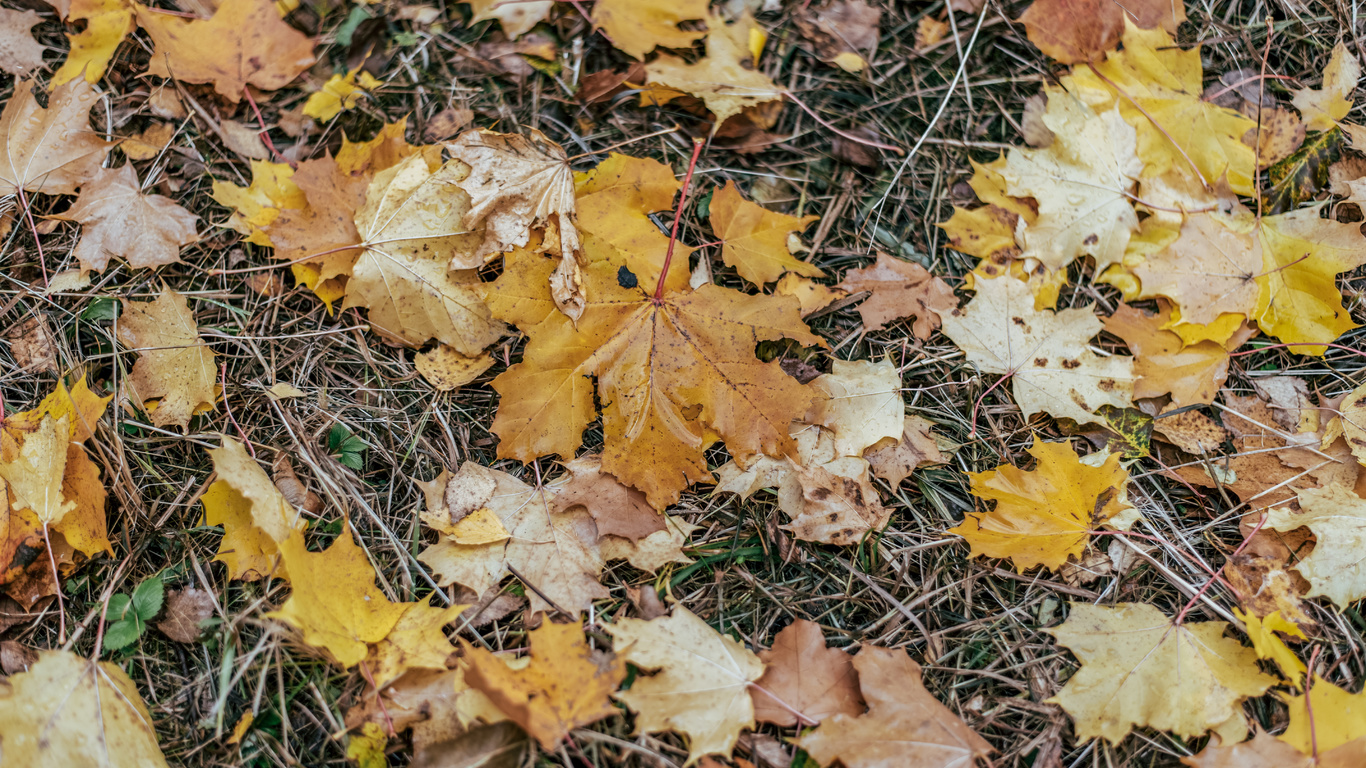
[794,646,993,768]
[466,0,553,38]
[1104,303,1254,407]
[1223,553,1315,629]
[551,455,665,542]
[794,0,880,72]
[1020,0,1183,64]
[708,181,820,286]
[806,359,904,459]
[135,0,316,101]
[645,13,784,129]
[600,516,699,572]
[1235,608,1306,685]
[0,8,44,77]
[940,274,1136,426]
[780,459,890,545]
[952,438,1136,571]
[463,620,626,749]
[0,78,115,196]
[1267,483,1366,608]
[750,619,863,727]
[156,587,215,643]
[1000,87,1141,274]
[0,649,169,767]
[267,526,408,668]
[56,164,199,273]
[835,252,955,337]
[488,248,822,509]
[5,316,59,375]
[1046,602,1275,742]
[117,289,217,430]
[418,462,608,616]
[415,346,494,391]
[607,606,765,765]
[866,415,945,486]
[53,0,135,84]
[590,0,708,60]
[1293,42,1361,132]
[342,153,506,352]
[1280,676,1366,755]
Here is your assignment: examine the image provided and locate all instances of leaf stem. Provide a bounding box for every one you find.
[654,138,705,302]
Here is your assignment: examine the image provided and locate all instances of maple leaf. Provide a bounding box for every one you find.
[835,251,956,337]
[55,164,199,273]
[3,375,110,446]
[303,68,381,121]
[488,248,823,509]
[645,13,784,130]
[1019,0,1183,64]
[260,154,368,303]
[0,412,75,544]
[463,620,626,749]
[117,289,217,431]
[135,0,316,101]
[415,345,495,391]
[1128,210,1259,333]
[1046,602,1275,742]
[201,480,286,581]
[551,455,666,542]
[0,649,169,767]
[575,153,692,295]
[865,415,945,486]
[938,158,1036,263]
[750,619,863,727]
[1235,608,1306,685]
[775,274,845,316]
[1293,42,1361,132]
[52,0,134,85]
[1000,87,1142,274]
[794,646,993,768]
[0,8,43,77]
[940,274,1136,426]
[607,606,765,765]
[211,159,306,247]
[267,526,408,668]
[365,600,466,688]
[1104,303,1255,407]
[708,181,821,286]
[590,0,708,60]
[465,0,553,38]
[1224,553,1316,630]
[1067,23,1258,196]
[1253,204,1366,354]
[417,462,608,616]
[951,437,1136,571]
[1266,484,1366,608]
[342,153,507,353]
[208,437,305,545]
[0,78,115,196]
[600,516,699,572]
[1280,676,1366,755]
[806,359,904,459]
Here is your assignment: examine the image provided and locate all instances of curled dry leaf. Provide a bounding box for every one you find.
[156,587,216,643]
[135,0,316,102]
[607,606,765,765]
[835,251,956,337]
[57,164,200,273]
[271,454,322,516]
[750,619,863,727]
[0,78,115,196]
[117,289,217,431]
[793,0,881,72]
[865,415,945,487]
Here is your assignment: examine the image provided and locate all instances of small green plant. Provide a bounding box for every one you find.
[103,576,164,652]
[328,423,367,471]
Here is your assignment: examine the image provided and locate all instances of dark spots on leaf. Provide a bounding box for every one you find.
[1061,359,1081,369]
[1011,317,1027,327]
[809,487,832,501]
[827,513,839,522]
[1034,357,1048,368]
[617,265,638,289]
[1083,233,1098,246]
[1097,378,1116,392]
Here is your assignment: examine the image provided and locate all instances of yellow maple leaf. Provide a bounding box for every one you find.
[52,0,135,85]
[0,413,75,529]
[1234,608,1306,685]
[708,181,821,286]
[211,160,305,246]
[463,620,626,749]
[590,0,708,60]
[575,153,692,293]
[1047,602,1275,742]
[208,437,304,544]
[4,375,111,446]
[1067,22,1257,195]
[303,68,383,121]
[1253,204,1366,355]
[267,525,408,668]
[607,607,764,765]
[1280,676,1366,754]
[117,289,218,431]
[365,599,466,688]
[951,437,1137,571]
[1126,208,1259,336]
[1293,41,1361,132]
[346,722,386,768]
[1266,483,1366,608]
[1103,302,1254,407]
[0,650,169,767]
[644,13,783,129]
[200,479,285,581]
[53,442,112,559]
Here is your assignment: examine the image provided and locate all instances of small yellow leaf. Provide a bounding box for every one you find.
[415,346,495,392]
[709,180,820,286]
[53,0,135,85]
[1280,676,1366,754]
[346,722,387,768]
[303,69,380,121]
[590,0,708,60]
[1235,608,1306,685]
[1293,41,1361,132]
[0,414,75,527]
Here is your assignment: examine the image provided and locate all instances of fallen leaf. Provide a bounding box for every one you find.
[1129,210,1258,333]
[600,516,699,572]
[117,289,217,430]
[1045,602,1274,742]
[835,251,956,337]
[1223,553,1314,628]
[465,0,552,38]
[750,619,863,727]
[708,181,820,286]
[0,414,75,528]
[53,0,135,84]
[0,649,169,767]
[0,8,45,76]
[805,359,904,459]
[303,68,381,121]
[416,346,495,391]
[794,0,880,72]
[1235,608,1306,685]
[940,274,1136,426]
[551,455,665,542]
[418,462,607,616]
[365,600,465,688]
[865,415,945,486]
[135,0,316,101]
[914,16,948,50]
[56,164,199,273]
[1103,303,1254,407]
[211,159,304,246]
[463,620,625,749]
[1267,483,1366,608]
[257,154,368,300]
[590,0,708,60]
[1280,676,1366,754]
[1254,107,1307,167]
[794,645,993,768]
[422,107,473,142]
[121,122,176,161]
[157,587,215,643]
[416,465,508,546]
[952,437,1136,571]
[53,440,112,559]
[219,119,268,160]
[607,606,765,765]
[0,78,115,196]
[1182,730,1313,768]
[1019,0,1183,64]
[1152,406,1229,454]
[267,525,408,668]
[645,13,784,130]
[411,722,529,768]
[1253,204,1366,354]
[347,722,386,768]
[574,153,692,295]
[1293,42,1361,132]
[6,316,59,375]
[774,274,844,316]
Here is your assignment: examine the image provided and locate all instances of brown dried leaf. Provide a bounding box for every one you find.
[0,79,115,196]
[117,289,216,431]
[550,456,664,542]
[156,587,215,643]
[751,619,864,727]
[837,252,957,337]
[58,164,200,273]
[0,9,44,77]
[865,415,946,486]
[5,316,59,375]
